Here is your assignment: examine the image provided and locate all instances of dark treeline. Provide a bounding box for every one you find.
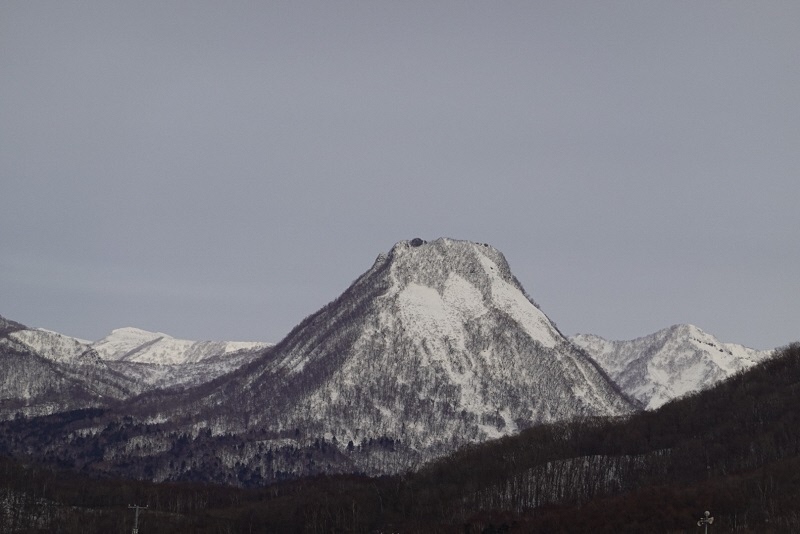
[2,343,799,533]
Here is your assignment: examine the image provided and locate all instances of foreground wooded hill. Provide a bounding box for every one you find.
[1,342,798,532]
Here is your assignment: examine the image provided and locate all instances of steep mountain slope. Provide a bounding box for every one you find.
[571,324,772,409]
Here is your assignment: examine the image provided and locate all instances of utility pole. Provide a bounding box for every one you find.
[128,504,148,534]
[697,510,714,533]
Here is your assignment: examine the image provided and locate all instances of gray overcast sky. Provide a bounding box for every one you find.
[1,2,798,350]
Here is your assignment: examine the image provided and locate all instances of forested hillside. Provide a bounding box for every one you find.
[2,343,798,532]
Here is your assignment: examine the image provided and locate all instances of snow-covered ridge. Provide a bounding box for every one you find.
[0,322,274,419]
[91,327,272,365]
[7,325,272,366]
[571,324,773,410]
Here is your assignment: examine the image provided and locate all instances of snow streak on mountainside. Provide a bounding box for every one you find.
[571,324,773,409]
[142,238,634,476]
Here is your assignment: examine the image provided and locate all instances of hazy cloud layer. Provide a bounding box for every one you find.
[2,2,798,349]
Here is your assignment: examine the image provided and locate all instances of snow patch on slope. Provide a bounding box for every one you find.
[397,275,486,349]
[478,255,559,349]
[443,273,488,323]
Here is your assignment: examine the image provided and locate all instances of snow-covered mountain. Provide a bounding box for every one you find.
[571,324,773,410]
[0,319,272,419]
[261,238,634,438]
[114,238,634,478]
[25,239,785,485]
[8,325,270,367]
[0,239,636,482]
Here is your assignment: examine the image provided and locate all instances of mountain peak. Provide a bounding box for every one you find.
[382,238,518,295]
[572,324,773,409]
[387,237,503,266]
[666,323,703,337]
[182,236,634,477]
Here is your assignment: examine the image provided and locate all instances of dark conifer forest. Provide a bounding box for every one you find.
[1,343,799,532]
